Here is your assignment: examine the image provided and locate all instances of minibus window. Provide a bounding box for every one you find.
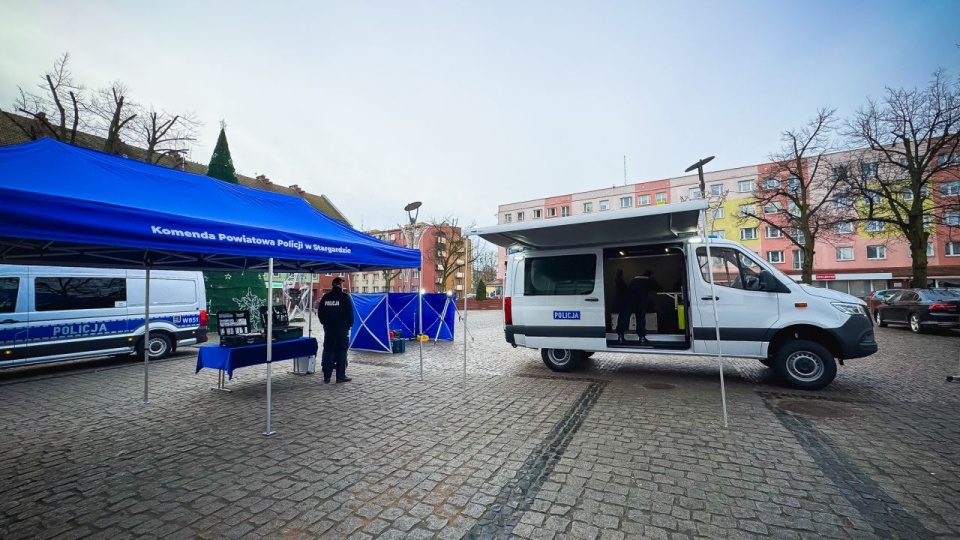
[697,247,763,291]
[0,278,18,313]
[35,277,127,312]
[524,254,596,296]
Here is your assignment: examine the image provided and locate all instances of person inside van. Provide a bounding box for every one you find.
[630,270,662,346]
[614,269,631,344]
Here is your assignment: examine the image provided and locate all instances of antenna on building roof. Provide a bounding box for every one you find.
[623,156,627,186]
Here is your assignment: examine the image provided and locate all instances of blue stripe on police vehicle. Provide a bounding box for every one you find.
[553,310,581,320]
[0,315,197,344]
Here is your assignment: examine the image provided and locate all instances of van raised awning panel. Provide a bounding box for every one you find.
[467,200,707,249]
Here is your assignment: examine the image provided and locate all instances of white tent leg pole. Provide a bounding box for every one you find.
[265,259,276,436]
[307,274,314,338]
[418,290,423,382]
[143,264,151,403]
[703,214,728,428]
[462,293,467,389]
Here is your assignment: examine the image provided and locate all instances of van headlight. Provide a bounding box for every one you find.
[832,302,866,317]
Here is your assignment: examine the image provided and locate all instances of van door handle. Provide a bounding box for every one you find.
[584,297,600,302]
[701,296,718,301]
[0,319,17,324]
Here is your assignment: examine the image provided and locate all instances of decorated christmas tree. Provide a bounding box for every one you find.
[203,123,267,331]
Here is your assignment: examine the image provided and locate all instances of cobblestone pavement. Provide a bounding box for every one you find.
[0,311,958,539]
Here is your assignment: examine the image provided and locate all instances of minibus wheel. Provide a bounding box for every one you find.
[773,340,836,390]
[541,348,582,372]
[137,333,174,360]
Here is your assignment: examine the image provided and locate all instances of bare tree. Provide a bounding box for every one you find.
[424,216,474,293]
[86,82,137,154]
[2,52,83,143]
[471,240,497,288]
[842,69,960,287]
[133,107,200,164]
[739,108,846,283]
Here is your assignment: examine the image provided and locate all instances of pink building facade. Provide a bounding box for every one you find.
[495,154,960,298]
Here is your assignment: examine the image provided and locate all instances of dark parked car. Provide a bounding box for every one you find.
[874,288,960,333]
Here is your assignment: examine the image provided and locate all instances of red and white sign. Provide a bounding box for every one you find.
[815,274,836,280]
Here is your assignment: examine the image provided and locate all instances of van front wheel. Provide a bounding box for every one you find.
[773,340,836,390]
[541,348,582,372]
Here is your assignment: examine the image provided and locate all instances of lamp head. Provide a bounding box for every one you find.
[404,201,422,224]
[684,156,715,173]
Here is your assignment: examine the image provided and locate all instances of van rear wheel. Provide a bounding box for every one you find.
[773,339,836,390]
[541,348,582,372]
[137,333,174,360]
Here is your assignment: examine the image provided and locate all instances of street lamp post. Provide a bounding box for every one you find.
[404,201,422,293]
[684,156,728,428]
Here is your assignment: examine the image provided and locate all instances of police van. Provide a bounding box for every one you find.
[468,200,877,390]
[0,265,208,368]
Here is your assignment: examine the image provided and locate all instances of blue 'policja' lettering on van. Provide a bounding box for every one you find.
[553,311,581,320]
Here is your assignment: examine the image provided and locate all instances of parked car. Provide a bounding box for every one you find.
[873,288,960,333]
[870,289,899,301]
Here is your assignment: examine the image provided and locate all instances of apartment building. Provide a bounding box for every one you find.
[353,223,473,295]
[496,153,960,297]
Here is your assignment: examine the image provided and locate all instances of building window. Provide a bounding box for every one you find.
[765,226,783,239]
[504,214,512,223]
[599,200,609,211]
[792,250,804,270]
[620,196,633,208]
[938,153,960,166]
[946,242,960,256]
[831,166,848,181]
[903,189,913,202]
[738,204,757,217]
[866,245,886,260]
[711,230,725,239]
[789,229,805,245]
[832,195,853,208]
[583,202,593,213]
[638,194,651,206]
[928,243,935,257]
[655,192,667,204]
[738,179,755,193]
[763,177,780,190]
[786,176,800,193]
[945,212,960,226]
[943,181,960,196]
[835,221,853,234]
[836,247,855,261]
[765,251,783,264]
[787,202,800,216]
[547,207,557,217]
[864,191,882,205]
[763,202,782,214]
[561,206,570,217]
[517,211,525,222]
[860,162,879,179]
[865,220,884,233]
[533,209,542,219]
[740,227,758,240]
[712,206,724,219]
[689,187,702,200]
[710,184,723,196]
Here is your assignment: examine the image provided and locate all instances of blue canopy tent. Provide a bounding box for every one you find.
[0,138,420,434]
[350,292,457,353]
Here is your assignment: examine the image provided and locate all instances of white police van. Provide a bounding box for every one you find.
[0,265,208,368]
[469,201,877,390]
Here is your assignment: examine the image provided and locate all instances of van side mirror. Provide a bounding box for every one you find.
[758,270,779,292]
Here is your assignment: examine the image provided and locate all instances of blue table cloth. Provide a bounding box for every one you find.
[196,337,318,379]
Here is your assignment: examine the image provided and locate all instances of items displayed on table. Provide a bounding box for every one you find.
[217,307,302,347]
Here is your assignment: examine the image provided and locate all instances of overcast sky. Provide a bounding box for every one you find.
[2,1,957,232]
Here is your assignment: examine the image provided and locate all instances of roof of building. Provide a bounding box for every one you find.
[0,111,351,225]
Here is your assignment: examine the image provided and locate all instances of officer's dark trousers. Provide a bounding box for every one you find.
[321,325,350,378]
[633,297,649,339]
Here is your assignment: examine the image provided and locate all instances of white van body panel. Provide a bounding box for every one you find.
[0,265,207,368]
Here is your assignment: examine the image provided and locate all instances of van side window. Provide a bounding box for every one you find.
[0,278,19,313]
[697,247,763,291]
[35,277,127,312]
[524,254,596,296]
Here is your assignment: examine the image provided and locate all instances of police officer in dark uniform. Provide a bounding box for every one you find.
[318,277,354,383]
